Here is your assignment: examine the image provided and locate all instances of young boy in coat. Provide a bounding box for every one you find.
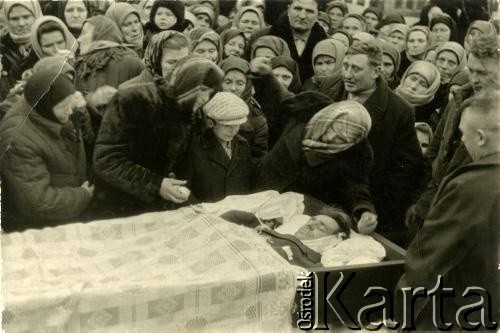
[182,92,253,203]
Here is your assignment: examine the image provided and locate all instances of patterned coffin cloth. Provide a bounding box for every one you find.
[2,207,304,333]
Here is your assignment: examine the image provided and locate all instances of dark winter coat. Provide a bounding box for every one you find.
[92,77,194,218]
[0,102,91,232]
[0,33,39,100]
[328,77,424,233]
[255,108,375,219]
[180,129,253,203]
[396,153,499,329]
[239,97,269,165]
[254,13,328,82]
[413,84,473,221]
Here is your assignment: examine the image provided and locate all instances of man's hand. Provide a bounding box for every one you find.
[250,56,272,76]
[357,211,378,235]
[159,178,189,203]
[86,85,117,107]
[81,181,95,197]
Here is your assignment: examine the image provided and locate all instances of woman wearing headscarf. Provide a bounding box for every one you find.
[250,35,290,59]
[0,67,93,232]
[430,14,457,44]
[220,56,268,164]
[93,56,224,218]
[271,56,301,94]
[231,6,265,40]
[387,23,409,53]
[0,0,42,100]
[362,7,382,32]
[56,0,91,37]
[330,29,352,47]
[136,0,155,25]
[377,13,406,39]
[302,39,347,94]
[396,60,441,125]
[105,2,144,57]
[464,20,497,53]
[428,41,466,128]
[190,4,216,29]
[256,99,378,234]
[379,40,401,90]
[220,28,246,58]
[74,15,145,130]
[190,28,221,63]
[30,15,77,59]
[398,25,433,78]
[143,0,185,48]
[325,1,348,30]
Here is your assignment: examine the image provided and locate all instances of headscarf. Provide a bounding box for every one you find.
[379,39,401,80]
[406,25,433,61]
[82,15,124,54]
[32,55,76,81]
[170,56,224,107]
[190,29,222,63]
[464,20,497,52]
[390,23,410,37]
[325,1,348,16]
[136,0,154,24]
[190,4,215,28]
[430,14,457,42]
[318,12,331,31]
[352,31,375,43]
[30,15,77,58]
[432,41,466,79]
[24,67,76,123]
[219,56,253,100]
[311,39,347,78]
[148,0,185,32]
[105,3,143,39]
[144,30,191,77]
[4,0,43,45]
[362,7,382,23]
[220,28,246,58]
[342,14,367,32]
[232,6,264,33]
[396,60,441,107]
[302,100,372,166]
[56,0,91,37]
[330,29,353,46]
[250,35,290,58]
[271,56,301,93]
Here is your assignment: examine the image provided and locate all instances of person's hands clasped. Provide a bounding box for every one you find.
[81,181,95,197]
[357,211,378,235]
[249,56,272,76]
[159,178,190,203]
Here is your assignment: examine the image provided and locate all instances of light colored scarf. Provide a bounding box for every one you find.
[396,60,441,107]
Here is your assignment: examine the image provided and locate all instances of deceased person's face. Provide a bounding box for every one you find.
[294,215,341,240]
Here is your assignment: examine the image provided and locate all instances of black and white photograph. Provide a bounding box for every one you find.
[0,0,498,331]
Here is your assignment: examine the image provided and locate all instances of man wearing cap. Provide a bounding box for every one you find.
[92,56,224,218]
[180,92,253,203]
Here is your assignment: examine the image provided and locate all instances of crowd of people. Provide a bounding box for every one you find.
[0,0,498,328]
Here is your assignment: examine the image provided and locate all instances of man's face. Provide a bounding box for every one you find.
[467,53,499,93]
[342,53,379,94]
[8,5,34,36]
[213,123,241,143]
[287,0,318,33]
[40,30,67,57]
[294,215,340,240]
[161,47,189,79]
[459,109,480,160]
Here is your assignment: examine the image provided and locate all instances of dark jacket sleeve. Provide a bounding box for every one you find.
[3,144,91,221]
[93,92,164,204]
[246,110,269,165]
[251,72,294,113]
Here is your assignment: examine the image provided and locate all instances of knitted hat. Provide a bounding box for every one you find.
[204,92,249,125]
[363,7,383,22]
[4,0,43,19]
[379,13,406,27]
[302,100,372,158]
[24,67,76,123]
[149,0,185,31]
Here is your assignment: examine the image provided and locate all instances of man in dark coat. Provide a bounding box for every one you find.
[325,41,424,245]
[252,0,327,82]
[92,56,224,218]
[396,89,499,330]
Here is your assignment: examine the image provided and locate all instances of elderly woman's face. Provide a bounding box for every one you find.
[403,73,429,94]
[194,40,219,62]
[238,11,261,39]
[294,215,341,240]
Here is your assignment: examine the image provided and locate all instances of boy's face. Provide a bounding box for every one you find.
[213,123,241,143]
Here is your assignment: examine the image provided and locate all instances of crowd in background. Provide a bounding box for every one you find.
[0,0,498,245]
